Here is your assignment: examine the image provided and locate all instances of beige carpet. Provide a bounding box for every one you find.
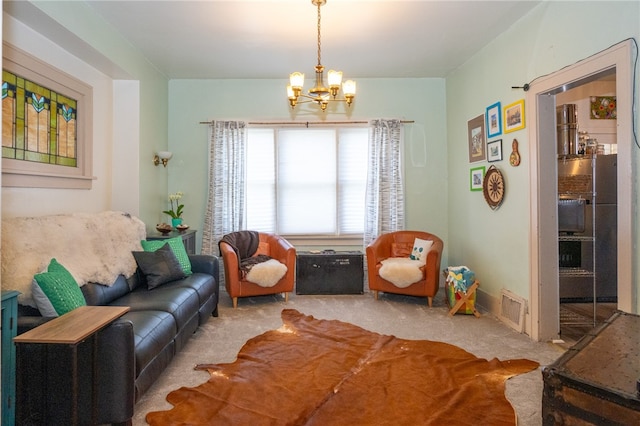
[132,289,565,425]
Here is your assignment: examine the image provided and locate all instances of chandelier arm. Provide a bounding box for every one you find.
[297,95,349,103]
[295,96,353,109]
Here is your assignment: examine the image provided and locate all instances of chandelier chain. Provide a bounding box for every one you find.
[316,2,322,66]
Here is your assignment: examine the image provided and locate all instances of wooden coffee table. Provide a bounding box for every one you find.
[14,305,129,425]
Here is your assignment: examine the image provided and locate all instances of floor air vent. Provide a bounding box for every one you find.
[499,289,526,333]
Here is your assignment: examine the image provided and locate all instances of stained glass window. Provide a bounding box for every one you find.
[2,70,77,167]
[2,44,93,189]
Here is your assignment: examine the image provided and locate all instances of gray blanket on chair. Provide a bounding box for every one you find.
[220,231,260,259]
[219,231,271,276]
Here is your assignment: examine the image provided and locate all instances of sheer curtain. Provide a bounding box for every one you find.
[201,121,247,255]
[363,119,405,248]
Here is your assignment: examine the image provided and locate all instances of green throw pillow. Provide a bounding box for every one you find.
[132,244,186,289]
[141,236,192,275]
[33,258,86,316]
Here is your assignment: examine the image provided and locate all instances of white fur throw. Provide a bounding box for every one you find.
[379,258,424,288]
[2,211,146,307]
[246,259,287,288]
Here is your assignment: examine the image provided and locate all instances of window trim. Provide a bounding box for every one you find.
[2,43,94,189]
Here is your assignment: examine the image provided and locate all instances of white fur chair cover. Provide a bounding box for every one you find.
[379,257,424,288]
[1,211,146,307]
[245,259,288,287]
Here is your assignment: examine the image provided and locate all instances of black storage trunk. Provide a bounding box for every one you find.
[542,311,640,425]
[296,251,363,295]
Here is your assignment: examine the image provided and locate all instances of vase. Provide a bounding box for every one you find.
[171,218,183,228]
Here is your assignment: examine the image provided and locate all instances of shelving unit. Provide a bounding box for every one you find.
[558,156,597,328]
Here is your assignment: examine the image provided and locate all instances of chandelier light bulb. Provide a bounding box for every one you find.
[328,70,342,87]
[289,72,305,90]
[343,80,356,96]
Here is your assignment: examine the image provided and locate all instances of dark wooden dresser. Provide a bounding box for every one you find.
[542,311,640,425]
[146,229,196,254]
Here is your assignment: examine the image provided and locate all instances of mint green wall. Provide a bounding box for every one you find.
[167,78,448,257]
[1,1,169,229]
[2,14,116,217]
[445,2,640,305]
[3,1,638,313]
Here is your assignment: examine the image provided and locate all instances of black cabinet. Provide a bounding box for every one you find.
[146,229,196,255]
[296,251,363,295]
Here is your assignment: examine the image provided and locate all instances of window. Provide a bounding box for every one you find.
[246,126,368,238]
[2,44,93,189]
[2,69,78,167]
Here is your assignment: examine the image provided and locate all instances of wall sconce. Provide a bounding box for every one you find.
[153,151,173,167]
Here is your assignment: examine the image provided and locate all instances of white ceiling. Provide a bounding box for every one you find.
[7,1,542,80]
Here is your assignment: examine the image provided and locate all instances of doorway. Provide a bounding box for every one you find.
[528,40,636,342]
[556,73,618,343]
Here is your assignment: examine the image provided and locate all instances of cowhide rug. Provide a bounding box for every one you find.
[147,309,539,426]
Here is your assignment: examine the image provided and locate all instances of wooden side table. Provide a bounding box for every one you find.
[2,290,20,426]
[14,306,129,425]
[147,229,197,254]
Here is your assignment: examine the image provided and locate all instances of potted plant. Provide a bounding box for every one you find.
[163,191,184,228]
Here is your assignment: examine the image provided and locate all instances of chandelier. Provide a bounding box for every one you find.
[287,0,356,112]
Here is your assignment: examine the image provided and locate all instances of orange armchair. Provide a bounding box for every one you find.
[366,230,443,307]
[219,232,296,308]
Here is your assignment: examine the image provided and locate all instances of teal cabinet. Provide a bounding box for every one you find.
[1,290,19,426]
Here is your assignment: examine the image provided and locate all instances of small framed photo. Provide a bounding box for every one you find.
[470,166,485,191]
[467,114,486,163]
[590,96,616,119]
[504,99,525,133]
[487,139,503,162]
[486,102,502,138]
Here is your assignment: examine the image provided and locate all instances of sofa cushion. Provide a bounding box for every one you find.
[132,244,186,289]
[119,310,176,376]
[168,273,217,308]
[409,238,433,264]
[82,276,132,306]
[141,237,192,276]
[110,285,199,332]
[32,258,86,316]
[31,281,59,317]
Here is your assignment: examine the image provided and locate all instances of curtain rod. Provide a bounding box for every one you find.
[199,120,414,126]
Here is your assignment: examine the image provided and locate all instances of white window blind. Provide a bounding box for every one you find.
[245,128,276,232]
[246,126,368,237]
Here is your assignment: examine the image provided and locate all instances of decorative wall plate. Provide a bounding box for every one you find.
[509,139,521,167]
[483,165,505,210]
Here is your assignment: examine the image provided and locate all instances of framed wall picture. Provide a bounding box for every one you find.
[3,45,94,189]
[470,166,485,191]
[467,114,486,163]
[487,139,503,162]
[590,96,617,119]
[486,102,502,138]
[504,99,525,133]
